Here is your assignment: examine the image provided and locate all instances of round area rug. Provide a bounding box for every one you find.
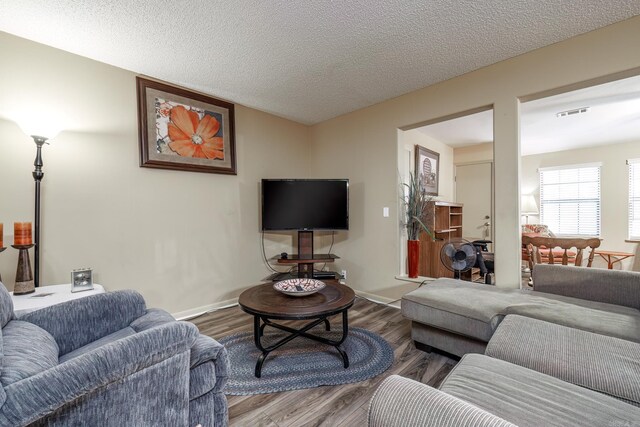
[219,327,394,395]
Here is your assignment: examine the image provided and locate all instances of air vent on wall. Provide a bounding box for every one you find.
[556,107,589,118]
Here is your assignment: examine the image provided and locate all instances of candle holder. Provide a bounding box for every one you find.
[11,244,35,295]
[0,247,5,283]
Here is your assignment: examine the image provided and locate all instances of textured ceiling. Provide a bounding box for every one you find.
[520,74,640,155]
[418,110,494,148]
[0,1,639,124]
[415,74,640,155]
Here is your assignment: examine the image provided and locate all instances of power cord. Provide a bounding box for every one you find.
[355,294,402,308]
[356,278,431,308]
[261,231,290,274]
[418,279,431,288]
[320,231,335,271]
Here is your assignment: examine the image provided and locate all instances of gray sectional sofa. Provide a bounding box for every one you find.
[368,265,640,427]
[402,264,640,356]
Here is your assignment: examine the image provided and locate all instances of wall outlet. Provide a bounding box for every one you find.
[341,270,347,280]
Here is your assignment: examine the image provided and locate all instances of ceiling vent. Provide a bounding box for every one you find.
[556,107,590,118]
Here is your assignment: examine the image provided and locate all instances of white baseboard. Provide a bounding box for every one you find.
[355,290,400,306]
[173,297,239,321]
[174,290,401,320]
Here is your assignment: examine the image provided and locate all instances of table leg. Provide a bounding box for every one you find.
[597,253,615,269]
[251,308,351,377]
[259,318,267,337]
[253,314,329,378]
[253,316,267,377]
[336,309,349,368]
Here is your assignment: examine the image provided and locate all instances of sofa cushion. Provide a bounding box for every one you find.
[59,327,136,363]
[503,298,640,343]
[521,224,553,236]
[402,280,524,342]
[440,354,640,427]
[486,315,640,406]
[402,278,640,344]
[1,321,58,386]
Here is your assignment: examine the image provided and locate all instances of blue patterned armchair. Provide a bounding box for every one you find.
[0,283,228,426]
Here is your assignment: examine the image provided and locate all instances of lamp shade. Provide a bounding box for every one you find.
[521,194,539,215]
[15,115,62,140]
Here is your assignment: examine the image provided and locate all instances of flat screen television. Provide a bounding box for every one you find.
[261,179,349,231]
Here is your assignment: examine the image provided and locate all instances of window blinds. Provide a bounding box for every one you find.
[539,164,601,236]
[629,159,640,240]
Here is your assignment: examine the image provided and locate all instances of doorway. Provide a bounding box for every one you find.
[519,73,640,278]
[397,107,495,281]
[456,162,493,242]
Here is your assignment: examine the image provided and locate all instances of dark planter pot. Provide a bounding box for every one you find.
[407,240,420,278]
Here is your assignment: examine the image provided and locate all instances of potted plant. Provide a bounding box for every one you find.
[401,173,434,278]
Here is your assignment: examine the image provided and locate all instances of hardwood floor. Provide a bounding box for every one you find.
[190,296,457,427]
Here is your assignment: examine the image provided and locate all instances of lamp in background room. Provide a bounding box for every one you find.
[16,119,61,289]
[521,194,539,224]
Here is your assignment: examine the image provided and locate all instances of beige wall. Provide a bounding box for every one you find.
[310,16,640,293]
[522,141,640,270]
[400,130,455,201]
[2,16,640,311]
[454,143,494,165]
[0,32,311,315]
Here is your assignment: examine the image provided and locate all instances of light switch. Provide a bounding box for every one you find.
[383,207,389,217]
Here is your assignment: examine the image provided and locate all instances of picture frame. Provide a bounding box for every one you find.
[136,77,237,174]
[70,268,94,293]
[415,145,440,196]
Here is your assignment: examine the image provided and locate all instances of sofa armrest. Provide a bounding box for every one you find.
[0,321,198,426]
[18,290,147,355]
[532,265,640,310]
[368,375,517,427]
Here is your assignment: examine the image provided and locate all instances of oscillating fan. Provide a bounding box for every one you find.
[440,239,477,279]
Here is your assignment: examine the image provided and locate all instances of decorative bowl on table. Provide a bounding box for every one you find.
[273,278,326,297]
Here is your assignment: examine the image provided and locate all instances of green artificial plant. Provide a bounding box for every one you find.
[402,172,435,241]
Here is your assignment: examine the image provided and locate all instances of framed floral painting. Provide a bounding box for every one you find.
[136,77,236,174]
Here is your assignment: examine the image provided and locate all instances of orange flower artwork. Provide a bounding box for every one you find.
[167,105,224,159]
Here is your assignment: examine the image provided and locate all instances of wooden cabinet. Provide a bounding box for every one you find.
[418,201,464,278]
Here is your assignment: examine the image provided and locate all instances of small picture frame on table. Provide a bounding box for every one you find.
[71,268,94,293]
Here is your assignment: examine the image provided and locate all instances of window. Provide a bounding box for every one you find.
[539,164,601,236]
[629,159,640,240]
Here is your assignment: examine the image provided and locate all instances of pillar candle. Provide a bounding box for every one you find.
[0,223,3,247]
[14,222,32,246]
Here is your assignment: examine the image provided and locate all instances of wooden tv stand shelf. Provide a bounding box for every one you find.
[276,254,339,264]
[276,230,341,278]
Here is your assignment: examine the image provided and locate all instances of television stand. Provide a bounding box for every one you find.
[275,231,340,278]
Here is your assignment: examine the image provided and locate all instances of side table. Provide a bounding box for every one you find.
[11,284,105,316]
[595,250,635,270]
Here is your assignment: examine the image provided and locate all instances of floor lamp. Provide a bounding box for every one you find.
[31,135,48,288]
[17,118,59,289]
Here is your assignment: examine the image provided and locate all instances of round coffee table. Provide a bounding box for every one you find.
[238,280,355,378]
